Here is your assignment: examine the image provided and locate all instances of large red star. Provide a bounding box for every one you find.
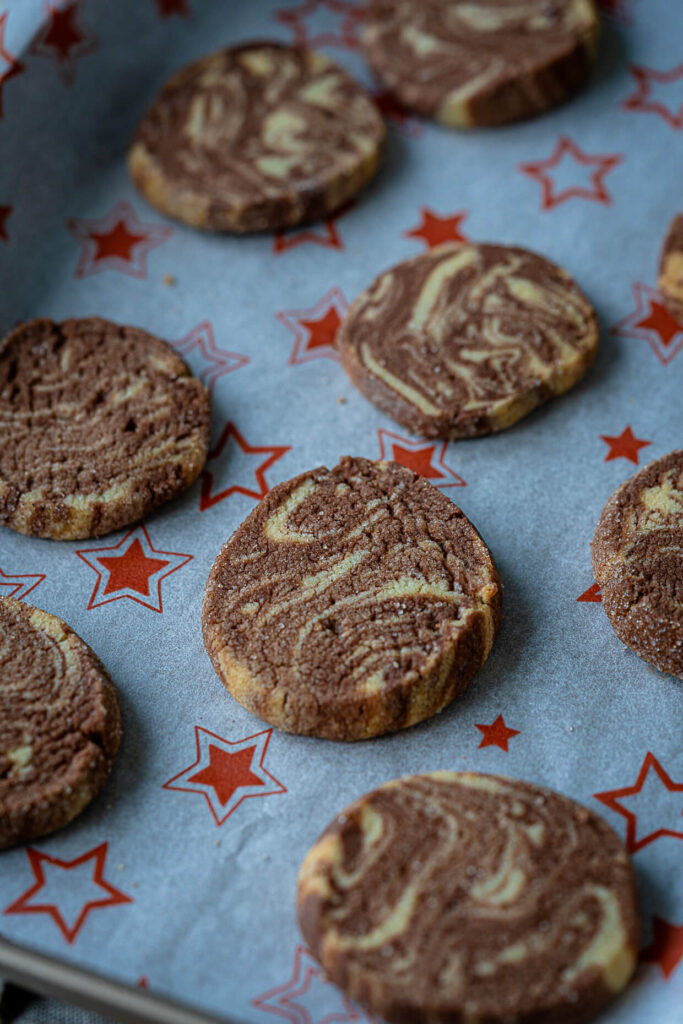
[577,582,602,603]
[274,0,366,50]
[172,322,249,395]
[622,64,683,130]
[0,12,25,118]
[611,282,683,366]
[404,209,469,249]
[253,945,372,1024]
[154,0,192,16]
[594,752,683,853]
[519,136,623,210]
[276,288,348,365]
[66,201,173,279]
[97,538,170,598]
[641,917,683,979]
[599,426,652,465]
[475,714,520,752]
[0,204,11,241]
[0,567,46,602]
[273,203,353,254]
[377,429,466,488]
[29,2,99,85]
[200,422,291,510]
[3,843,132,944]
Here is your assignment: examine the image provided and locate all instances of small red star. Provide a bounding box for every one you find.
[273,204,353,254]
[29,2,99,85]
[611,282,683,366]
[200,422,291,510]
[373,90,423,137]
[66,201,173,279]
[276,288,348,365]
[274,0,366,50]
[0,204,11,241]
[377,429,466,488]
[622,64,683,130]
[404,208,469,249]
[154,0,192,15]
[0,567,46,602]
[519,136,623,210]
[253,945,373,1024]
[3,843,132,944]
[577,582,602,603]
[641,917,683,979]
[0,12,25,118]
[475,714,520,752]
[594,752,683,853]
[172,322,249,395]
[599,426,652,464]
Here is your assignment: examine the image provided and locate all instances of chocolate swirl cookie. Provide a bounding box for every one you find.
[202,457,501,741]
[0,317,210,540]
[298,772,640,1024]
[658,214,683,322]
[338,243,599,439]
[1,597,121,850]
[593,450,683,679]
[362,0,600,127]
[129,42,385,233]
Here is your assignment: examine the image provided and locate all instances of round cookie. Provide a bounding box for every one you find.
[362,0,600,128]
[202,456,501,741]
[298,771,640,1024]
[338,243,599,439]
[592,450,683,679]
[0,317,210,540]
[1,597,122,850]
[128,42,385,233]
[658,214,683,322]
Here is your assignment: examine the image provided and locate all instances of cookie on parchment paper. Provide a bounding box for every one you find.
[0,597,122,850]
[338,243,599,439]
[362,0,600,128]
[0,317,210,540]
[203,457,501,741]
[592,450,683,680]
[658,214,683,322]
[129,42,385,233]
[298,771,640,1024]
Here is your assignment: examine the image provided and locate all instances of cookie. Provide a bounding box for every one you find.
[658,214,683,322]
[0,317,210,540]
[338,243,599,439]
[1,597,122,850]
[592,450,683,679]
[298,771,640,1024]
[362,0,600,128]
[203,457,501,741]
[128,42,385,233]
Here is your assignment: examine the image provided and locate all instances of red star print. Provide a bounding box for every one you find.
[641,917,683,979]
[577,582,602,603]
[377,429,465,488]
[276,288,348,365]
[611,283,683,366]
[200,422,291,510]
[594,752,683,853]
[475,714,520,752]
[253,945,372,1024]
[519,136,623,210]
[274,0,366,50]
[0,12,25,118]
[599,426,652,464]
[404,208,469,249]
[622,64,683,130]
[0,204,11,242]
[29,2,99,85]
[273,203,353,254]
[154,0,192,16]
[3,843,132,944]
[0,567,46,602]
[76,524,192,612]
[373,90,423,137]
[66,201,172,279]
[164,727,286,826]
[172,322,249,395]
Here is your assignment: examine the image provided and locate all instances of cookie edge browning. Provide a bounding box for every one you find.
[202,460,502,741]
[657,214,683,321]
[0,597,122,851]
[297,771,640,1024]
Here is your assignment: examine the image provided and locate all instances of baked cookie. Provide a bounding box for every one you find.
[362,0,600,128]
[658,214,683,322]
[0,317,210,540]
[129,42,385,233]
[338,243,599,439]
[203,457,501,741]
[298,771,640,1024]
[592,450,683,679]
[1,597,122,850]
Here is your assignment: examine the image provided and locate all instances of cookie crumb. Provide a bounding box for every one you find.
[163,274,176,286]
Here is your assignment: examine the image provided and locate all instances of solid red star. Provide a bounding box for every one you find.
[622,64,683,130]
[29,2,99,84]
[611,282,683,366]
[200,422,291,509]
[0,567,45,602]
[404,208,469,249]
[392,444,445,480]
[253,945,372,1024]
[188,745,265,806]
[274,0,365,50]
[0,12,25,118]
[172,322,249,395]
[3,843,132,944]
[641,917,683,979]
[0,204,11,241]
[599,426,652,464]
[154,0,191,15]
[594,752,683,853]
[377,429,466,488]
[635,299,682,346]
[67,201,173,279]
[97,538,170,598]
[577,582,602,603]
[519,136,622,209]
[475,714,520,752]
[276,287,348,365]
[298,307,341,351]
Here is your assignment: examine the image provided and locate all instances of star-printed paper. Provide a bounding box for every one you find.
[599,426,652,464]
[519,136,623,209]
[612,283,683,365]
[622,64,683,130]
[252,946,372,1024]
[594,753,683,853]
[172,321,249,394]
[0,567,45,601]
[0,12,24,118]
[276,288,348,364]
[376,430,466,487]
[200,422,292,509]
[66,201,172,278]
[28,2,99,85]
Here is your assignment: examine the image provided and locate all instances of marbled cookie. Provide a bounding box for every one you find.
[593,450,683,679]
[298,771,640,1024]
[203,457,501,741]
[658,214,683,321]
[338,243,599,439]
[1,597,121,850]
[129,42,385,233]
[0,317,210,540]
[362,0,600,128]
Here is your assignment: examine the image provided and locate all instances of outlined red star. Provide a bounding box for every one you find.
[253,945,373,1024]
[599,425,652,464]
[519,136,623,210]
[3,843,132,944]
[163,726,286,826]
[404,208,469,249]
[276,287,348,365]
[171,322,249,394]
[611,282,683,365]
[274,0,366,50]
[377,429,466,488]
[154,0,192,16]
[200,422,291,510]
[475,714,520,752]
[0,567,46,602]
[273,204,353,254]
[373,90,423,137]
[0,204,11,241]
[0,12,25,118]
[29,2,99,85]
[641,917,683,979]
[594,752,683,853]
[577,582,602,603]
[622,64,683,130]
[76,524,192,612]
[66,201,173,279]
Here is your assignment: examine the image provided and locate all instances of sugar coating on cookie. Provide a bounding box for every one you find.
[338,243,599,439]
[129,42,385,233]
[0,597,122,850]
[298,771,640,1024]
[592,450,683,679]
[362,0,600,127]
[658,214,683,322]
[0,317,210,540]
[202,457,501,741]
